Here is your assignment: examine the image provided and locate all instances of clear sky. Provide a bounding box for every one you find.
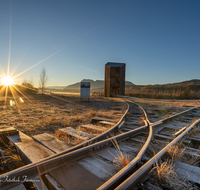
[0,0,200,87]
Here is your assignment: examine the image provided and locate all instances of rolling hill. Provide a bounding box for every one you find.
[64,79,134,89]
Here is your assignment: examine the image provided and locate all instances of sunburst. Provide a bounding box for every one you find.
[1,76,14,86]
[1,1,82,108]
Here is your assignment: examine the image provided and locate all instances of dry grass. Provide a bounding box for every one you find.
[150,159,194,190]
[0,94,124,136]
[139,116,145,124]
[69,136,84,146]
[186,152,200,166]
[125,86,200,100]
[95,110,119,121]
[0,142,25,174]
[167,143,200,166]
[191,125,200,136]
[53,130,84,146]
[151,159,176,182]
[77,126,107,135]
[131,99,192,121]
[109,138,130,168]
[167,143,186,161]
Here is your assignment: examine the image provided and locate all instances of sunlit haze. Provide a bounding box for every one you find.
[0,0,200,87]
[1,76,13,86]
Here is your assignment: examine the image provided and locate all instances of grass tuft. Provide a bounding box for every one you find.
[109,138,130,168]
[150,159,191,190]
[167,143,200,166]
[53,130,84,146]
[151,159,176,182]
[167,143,185,161]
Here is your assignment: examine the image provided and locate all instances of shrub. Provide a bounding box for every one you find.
[21,82,38,95]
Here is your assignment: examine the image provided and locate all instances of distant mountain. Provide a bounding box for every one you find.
[64,79,135,89]
[177,79,200,85]
[164,79,200,86]
[47,79,200,90]
[47,86,66,89]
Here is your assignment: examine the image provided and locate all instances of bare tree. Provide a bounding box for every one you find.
[39,67,48,94]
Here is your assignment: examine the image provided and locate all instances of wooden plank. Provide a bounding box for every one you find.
[81,124,107,132]
[153,139,168,145]
[128,116,141,120]
[154,126,165,134]
[95,146,135,163]
[7,133,50,190]
[185,146,199,152]
[45,174,64,190]
[91,117,113,123]
[158,131,174,136]
[49,163,103,190]
[163,124,182,130]
[125,121,141,125]
[95,147,123,162]
[154,133,174,140]
[122,126,138,131]
[123,125,137,129]
[190,135,200,139]
[189,136,200,142]
[154,133,191,144]
[59,127,95,141]
[130,111,142,115]
[130,138,144,143]
[99,121,115,125]
[8,184,26,190]
[7,131,55,164]
[34,175,48,190]
[118,144,139,154]
[185,150,200,158]
[173,161,200,184]
[145,182,162,190]
[122,128,132,131]
[78,156,118,181]
[0,127,18,136]
[32,133,71,153]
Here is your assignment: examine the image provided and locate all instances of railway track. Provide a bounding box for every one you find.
[112,98,200,190]
[0,100,147,189]
[0,97,199,190]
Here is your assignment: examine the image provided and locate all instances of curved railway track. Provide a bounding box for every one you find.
[116,118,200,190]
[0,100,147,189]
[0,97,200,190]
[113,97,200,190]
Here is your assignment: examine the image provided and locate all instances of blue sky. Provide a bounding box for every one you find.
[0,0,200,87]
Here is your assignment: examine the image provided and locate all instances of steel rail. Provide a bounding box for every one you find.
[127,99,150,124]
[115,118,200,190]
[98,99,153,190]
[98,123,156,190]
[0,124,149,189]
[98,98,200,190]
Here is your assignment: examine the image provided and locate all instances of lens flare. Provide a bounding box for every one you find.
[19,97,24,102]
[1,76,13,86]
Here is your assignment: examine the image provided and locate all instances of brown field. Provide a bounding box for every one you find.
[0,93,126,137]
[1,93,199,137]
[0,93,200,176]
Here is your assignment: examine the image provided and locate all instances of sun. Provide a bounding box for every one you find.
[1,76,14,86]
